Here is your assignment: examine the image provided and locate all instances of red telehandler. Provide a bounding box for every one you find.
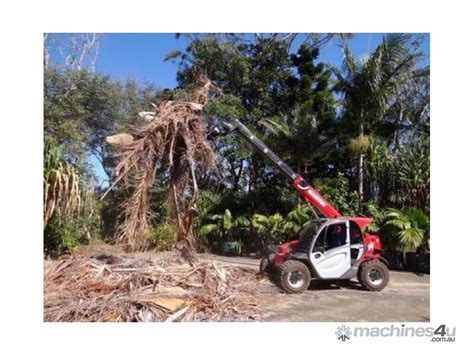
[210,118,389,293]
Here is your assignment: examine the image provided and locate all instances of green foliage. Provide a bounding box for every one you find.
[198,209,250,243]
[45,68,123,161]
[199,203,313,249]
[316,173,358,216]
[333,34,428,210]
[365,205,429,252]
[148,223,176,251]
[385,208,429,252]
[283,204,312,236]
[44,68,161,177]
[193,190,222,236]
[205,94,247,120]
[251,213,285,244]
[44,217,79,257]
[365,203,385,233]
[393,137,430,208]
[349,135,372,154]
[44,140,101,257]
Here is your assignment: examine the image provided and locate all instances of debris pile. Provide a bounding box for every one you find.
[44,252,261,322]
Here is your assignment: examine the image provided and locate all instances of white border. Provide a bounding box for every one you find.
[1,0,473,353]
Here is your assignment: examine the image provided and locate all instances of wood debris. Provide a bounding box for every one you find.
[44,252,262,322]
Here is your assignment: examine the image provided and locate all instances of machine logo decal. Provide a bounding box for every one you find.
[307,189,327,207]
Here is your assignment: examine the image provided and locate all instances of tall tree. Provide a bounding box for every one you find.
[44,68,162,182]
[169,34,340,199]
[332,34,426,210]
[44,33,102,71]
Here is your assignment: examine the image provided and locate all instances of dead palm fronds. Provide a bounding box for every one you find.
[44,251,262,322]
[107,76,218,259]
[44,142,81,228]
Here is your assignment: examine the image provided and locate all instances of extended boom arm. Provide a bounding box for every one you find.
[215,119,341,219]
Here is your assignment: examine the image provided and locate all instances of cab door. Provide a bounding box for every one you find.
[309,220,351,279]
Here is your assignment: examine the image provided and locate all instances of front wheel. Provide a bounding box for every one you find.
[358,260,389,291]
[277,260,311,293]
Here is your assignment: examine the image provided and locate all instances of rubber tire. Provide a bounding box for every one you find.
[358,260,389,291]
[277,260,311,293]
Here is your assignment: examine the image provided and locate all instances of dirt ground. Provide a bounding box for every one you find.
[201,254,430,322]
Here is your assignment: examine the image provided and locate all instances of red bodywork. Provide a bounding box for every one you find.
[292,176,341,218]
[270,175,384,269]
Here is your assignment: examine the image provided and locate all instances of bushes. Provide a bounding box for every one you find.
[147,223,175,251]
[44,217,79,257]
[366,204,429,253]
[44,141,101,257]
[197,204,313,254]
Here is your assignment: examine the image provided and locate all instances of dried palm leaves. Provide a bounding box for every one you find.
[107,77,217,259]
[44,143,81,228]
[44,251,261,321]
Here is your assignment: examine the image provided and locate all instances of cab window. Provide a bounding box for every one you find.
[349,221,363,244]
[313,223,347,252]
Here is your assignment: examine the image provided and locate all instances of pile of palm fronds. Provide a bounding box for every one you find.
[44,251,261,321]
[106,76,218,258]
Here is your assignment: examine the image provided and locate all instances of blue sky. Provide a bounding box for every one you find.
[70,33,429,186]
[96,33,429,90]
[96,33,187,88]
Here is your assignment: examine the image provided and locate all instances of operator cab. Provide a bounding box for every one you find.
[296,219,364,279]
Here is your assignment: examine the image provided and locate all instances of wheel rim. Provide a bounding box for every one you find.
[288,270,304,288]
[368,268,383,286]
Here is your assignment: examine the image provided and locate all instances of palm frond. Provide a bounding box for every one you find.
[199,224,220,237]
[108,77,217,257]
[341,42,358,79]
[43,143,82,228]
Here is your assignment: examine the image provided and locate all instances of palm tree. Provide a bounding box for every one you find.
[393,137,430,209]
[384,208,429,252]
[333,34,423,210]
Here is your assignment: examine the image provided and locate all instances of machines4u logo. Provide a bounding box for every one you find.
[335,325,352,341]
[335,324,455,342]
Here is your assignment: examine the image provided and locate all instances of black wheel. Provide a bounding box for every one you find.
[277,260,311,293]
[259,253,275,274]
[358,260,389,291]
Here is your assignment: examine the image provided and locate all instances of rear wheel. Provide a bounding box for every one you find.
[358,260,389,291]
[277,260,311,293]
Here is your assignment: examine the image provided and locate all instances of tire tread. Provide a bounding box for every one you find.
[358,260,389,291]
[277,260,311,293]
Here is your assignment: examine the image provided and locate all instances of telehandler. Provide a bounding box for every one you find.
[210,118,389,293]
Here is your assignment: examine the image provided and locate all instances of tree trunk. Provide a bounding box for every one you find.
[358,151,364,212]
[393,107,404,146]
[233,159,244,191]
[357,122,365,212]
